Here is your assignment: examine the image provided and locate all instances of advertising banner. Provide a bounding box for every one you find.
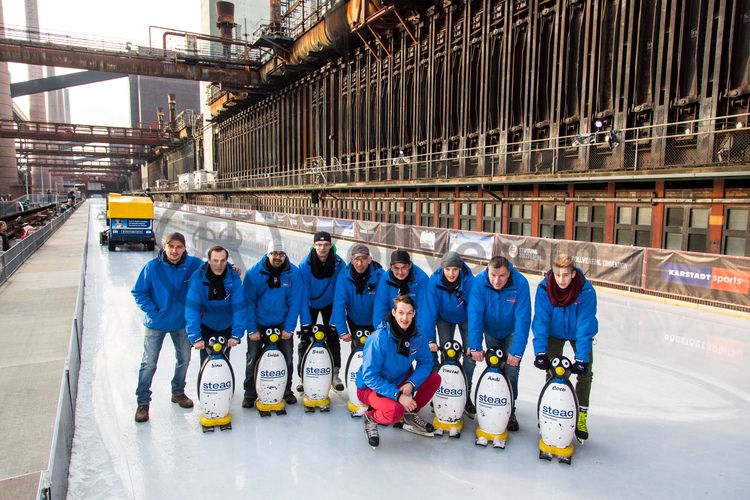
[410,226,448,254]
[317,217,335,235]
[299,215,317,233]
[391,224,413,249]
[556,241,644,286]
[494,235,552,273]
[645,250,750,307]
[334,219,356,238]
[449,231,494,260]
[355,221,380,242]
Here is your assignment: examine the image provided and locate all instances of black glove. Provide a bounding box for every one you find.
[298,325,312,339]
[571,361,589,375]
[533,353,549,370]
[327,325,338,337]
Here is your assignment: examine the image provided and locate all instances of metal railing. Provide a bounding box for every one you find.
[0,205,76,285]
[152,113,750,192]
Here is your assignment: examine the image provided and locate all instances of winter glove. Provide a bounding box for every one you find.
[327,325,338,337]
[571,360,589,375]
[533,353,550,370]
[298,324,312,339]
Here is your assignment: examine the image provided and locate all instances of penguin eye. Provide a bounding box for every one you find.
[453,342,461,351]
[312,326,319,333]
[266,328,274,335]
[356,330,363,337]
[208,336,217,344]
[561,359,571,368]
[218,336,226,344]
[551,358,560,367]
[443,341,452,350]
[274,328,280,335]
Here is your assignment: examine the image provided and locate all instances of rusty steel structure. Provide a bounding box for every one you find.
[211,0,749,183]
[0,119,171,146]
[15,142,152,160]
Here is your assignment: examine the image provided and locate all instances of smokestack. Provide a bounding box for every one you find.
[216,1,235,57]
[156,107,165,131]
[168,94,177,132]
[270,0,281,34]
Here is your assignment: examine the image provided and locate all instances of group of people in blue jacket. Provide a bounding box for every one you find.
[130,230,598,449]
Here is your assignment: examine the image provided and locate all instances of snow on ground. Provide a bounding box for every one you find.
[67,201,750,499]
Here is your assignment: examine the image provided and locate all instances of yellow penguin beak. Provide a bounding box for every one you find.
[314,330,325,341]
[555,366,565,377]
[212,343,222,353]
[269,334,279,343]
[489,355,499,365]
[447,349,456,358]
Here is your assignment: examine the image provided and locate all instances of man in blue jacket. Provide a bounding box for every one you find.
[532,254,598,442]
[421,251,476,415]
[242,240,303,408]
[298,231,346,391]
[330,243,383,346]
[185,246,246,363]
[372,249,429,328]
[468,256,531,431]
[356,295,440,447]
[132,232,201,423]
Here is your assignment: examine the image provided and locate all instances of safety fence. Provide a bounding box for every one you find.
[156,202,750,312]
[35,206,88,500]
[0,205,76,286]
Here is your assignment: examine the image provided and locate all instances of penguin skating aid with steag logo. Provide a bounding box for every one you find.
[474,347,513,449]
[197,336,235,432]
[537,356,579,464]
[301,325,333,413]
[432,340,468,438]
[255,327,288,417]
[344,328,372,417]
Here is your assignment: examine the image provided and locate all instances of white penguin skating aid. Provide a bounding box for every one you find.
[537,356,579,464]
[474,347,513,448]
[432,340,468,438]
[301,325,333,413]
[196,336,235,432]
[255,327,288,417]
[344,328,371,417]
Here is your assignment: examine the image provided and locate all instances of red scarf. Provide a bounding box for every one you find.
[545,270,583,307]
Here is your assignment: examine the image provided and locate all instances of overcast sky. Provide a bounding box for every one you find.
[2,0,201,127]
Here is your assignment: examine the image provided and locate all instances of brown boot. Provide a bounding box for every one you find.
[135,405,149,423]
[171,394,194,408]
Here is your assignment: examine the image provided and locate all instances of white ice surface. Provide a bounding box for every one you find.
[67,201,750,499]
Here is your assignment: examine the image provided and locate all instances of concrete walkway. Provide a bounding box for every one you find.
[0,202,88,499]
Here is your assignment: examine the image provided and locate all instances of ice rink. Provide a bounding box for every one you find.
[67,201,750,499]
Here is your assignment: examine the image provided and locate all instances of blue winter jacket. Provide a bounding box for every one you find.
[372,264,429,328]
[299,250,346,325]
[467,263,531,358]
[531,268,598,363]
[243,256,303,333]
[420,263,475,341]
[131,250,202,332]
[330,261,384,334]
[355,319,434,400]
[185,263,247,343]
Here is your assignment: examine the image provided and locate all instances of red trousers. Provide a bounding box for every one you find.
[357,372,441,425]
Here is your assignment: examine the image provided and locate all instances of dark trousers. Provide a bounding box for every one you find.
[198,325,232,364]
[297,304,341,374]
[547,337,593,407]
[243,324,294,399]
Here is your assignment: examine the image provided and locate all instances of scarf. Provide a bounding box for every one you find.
[310,249,336,279]
[545,271,583,307]
[206,266,227,300]
[387,269,414,295]
[387,313,416,357]
[263,257,290,289]
[350,264,372,295]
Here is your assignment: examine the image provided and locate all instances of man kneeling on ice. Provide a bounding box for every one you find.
[356,295,440,447]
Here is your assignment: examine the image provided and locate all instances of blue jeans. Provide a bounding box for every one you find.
[432,320,475,395]
[485,333,519,412]
[135,327,192,405]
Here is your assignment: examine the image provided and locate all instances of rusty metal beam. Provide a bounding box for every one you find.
[0,40,260,87]
[0,119,171,146]
[16,142,152,159]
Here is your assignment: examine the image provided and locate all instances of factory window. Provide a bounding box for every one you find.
[663,206,709,252]
[388,201,400,224]
[615,206,652,247]
[439,201,455,229]
[420,200,435,227]
[362,200,372,222]
[459,202,477,231]
[403,201,416,226]
[723,207,749,256]
[574,205,606,243]
[482,202,502,234]
[351,200,361,221]
[375,200,387,222]
[508,203,532,236]
[539,204,566,239]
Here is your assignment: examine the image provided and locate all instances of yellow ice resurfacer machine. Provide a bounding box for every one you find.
[100,193,156,251]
